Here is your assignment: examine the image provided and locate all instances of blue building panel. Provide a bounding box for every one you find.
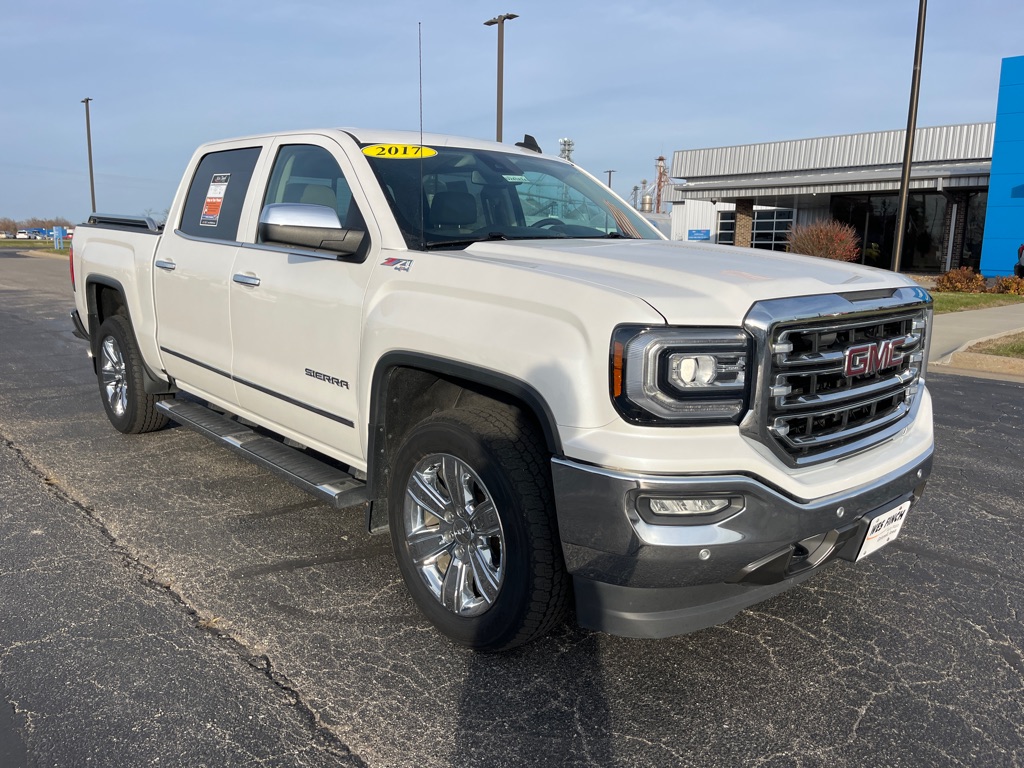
[981,55,1024,277]
[989,107,1024,140]
[998,55,1024,86]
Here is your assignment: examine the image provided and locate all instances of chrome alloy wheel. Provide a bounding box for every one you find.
[99,335,129,417]
[403,453,506,617]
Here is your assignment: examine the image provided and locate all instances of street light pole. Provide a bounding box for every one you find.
[605,170,616,188]
[81,97,96,213]
[484,13,518,142]
[893,0,927,273]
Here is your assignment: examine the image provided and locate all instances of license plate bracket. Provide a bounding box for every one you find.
[856,500,911,561]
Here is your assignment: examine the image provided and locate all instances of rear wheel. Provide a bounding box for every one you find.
[95,314,169,434]
[388,406,569,651]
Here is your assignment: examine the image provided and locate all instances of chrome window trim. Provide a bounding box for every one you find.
[172,229,345,259]
[173,229,243,248]
[239,241,344,262]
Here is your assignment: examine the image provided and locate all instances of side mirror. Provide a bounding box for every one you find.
[258,203,365,256]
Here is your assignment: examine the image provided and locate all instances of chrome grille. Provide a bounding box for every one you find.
[743,288,931,466]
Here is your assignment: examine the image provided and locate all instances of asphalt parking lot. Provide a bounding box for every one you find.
[1,250,1022,767]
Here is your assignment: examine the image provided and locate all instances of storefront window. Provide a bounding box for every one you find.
[831,193,947,273]
[831,195,893,269]
[963,191,987,270]
[904,194,947,271]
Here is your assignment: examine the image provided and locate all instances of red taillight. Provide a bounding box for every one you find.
[69,243,75,291]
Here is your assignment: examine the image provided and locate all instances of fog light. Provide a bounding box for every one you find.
[649,497,730,516]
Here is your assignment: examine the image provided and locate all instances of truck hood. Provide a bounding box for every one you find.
[461,238,915,325]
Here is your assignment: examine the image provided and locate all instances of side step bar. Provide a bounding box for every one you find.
[156,399,367,509]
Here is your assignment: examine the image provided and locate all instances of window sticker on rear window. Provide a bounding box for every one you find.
[200,173,231,227]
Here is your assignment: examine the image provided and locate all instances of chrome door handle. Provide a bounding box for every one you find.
[155,260,176,271]
[232,273,261,287]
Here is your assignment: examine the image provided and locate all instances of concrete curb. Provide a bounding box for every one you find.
[932,325,1024,376]
[943,350,1024,377]
[933,325,1024,361]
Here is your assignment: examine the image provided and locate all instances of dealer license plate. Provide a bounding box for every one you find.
[856,501,911,561]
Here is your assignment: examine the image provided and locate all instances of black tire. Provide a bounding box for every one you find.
[94,314,169,434]
[388,405,570,651]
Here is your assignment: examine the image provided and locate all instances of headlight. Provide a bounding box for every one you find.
[611,326,752,424]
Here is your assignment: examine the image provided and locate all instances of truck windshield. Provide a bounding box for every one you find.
[360,144,662,250]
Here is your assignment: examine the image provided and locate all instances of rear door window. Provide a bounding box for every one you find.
[178,147,261,241]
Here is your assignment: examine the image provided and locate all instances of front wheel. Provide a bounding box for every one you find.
[94,314,169,434]
[388,406,570,651]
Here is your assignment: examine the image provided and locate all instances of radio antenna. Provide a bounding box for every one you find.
[418,22,426,251]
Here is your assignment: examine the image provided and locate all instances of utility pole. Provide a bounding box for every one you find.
[893,0,927,273]
[605,170,616,188]
[484,13,518,142]
[81,97,96,213]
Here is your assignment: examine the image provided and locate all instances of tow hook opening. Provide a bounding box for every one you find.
[788,530,840,574]
[730,528,850,586]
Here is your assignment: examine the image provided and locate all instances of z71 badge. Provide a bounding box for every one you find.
[381,257,413,272]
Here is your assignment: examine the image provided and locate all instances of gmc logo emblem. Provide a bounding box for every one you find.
[844,337,907,377]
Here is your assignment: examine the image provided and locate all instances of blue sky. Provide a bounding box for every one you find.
[2,0,1022,222]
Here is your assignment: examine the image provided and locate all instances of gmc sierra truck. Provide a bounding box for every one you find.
[70,128,934,651]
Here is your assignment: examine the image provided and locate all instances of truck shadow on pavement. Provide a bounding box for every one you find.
[454,627,614,765]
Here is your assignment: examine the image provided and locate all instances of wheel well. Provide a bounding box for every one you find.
[92,283,127,326]
[86,279,175,396]
[366,361,561,533]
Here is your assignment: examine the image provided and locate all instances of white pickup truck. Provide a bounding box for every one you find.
[70,128,934,650]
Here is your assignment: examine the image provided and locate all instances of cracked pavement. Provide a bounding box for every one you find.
[1,250,1022,767]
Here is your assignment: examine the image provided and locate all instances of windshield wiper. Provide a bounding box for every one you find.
[554,232,637,240]
[424,232,510,249]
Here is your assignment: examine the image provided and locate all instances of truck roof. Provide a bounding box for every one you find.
[198,128,554,158]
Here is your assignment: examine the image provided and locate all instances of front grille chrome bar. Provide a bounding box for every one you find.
[772,366,918,411]
[771,399,911,450]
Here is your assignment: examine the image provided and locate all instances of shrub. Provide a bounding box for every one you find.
[934,267,987,293]
[994,275,1024,295]
[786,220,860,262]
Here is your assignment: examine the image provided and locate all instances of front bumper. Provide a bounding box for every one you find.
[551,448,932,638]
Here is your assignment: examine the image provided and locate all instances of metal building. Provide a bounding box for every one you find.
[666,123,994,273]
